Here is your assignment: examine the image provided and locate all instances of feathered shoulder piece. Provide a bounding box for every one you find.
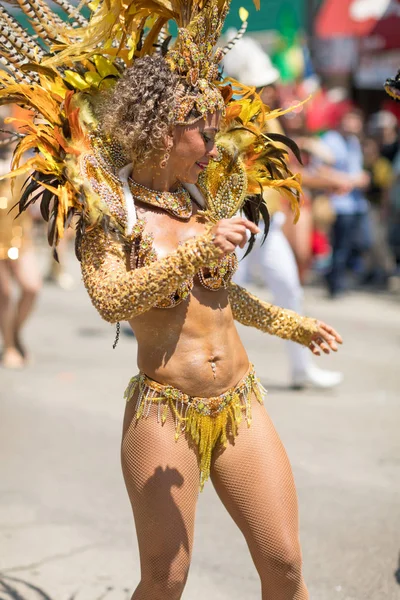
[0,0,126,249]
[198,85,304,225]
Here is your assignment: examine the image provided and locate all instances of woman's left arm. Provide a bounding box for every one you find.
[228,282,342,355]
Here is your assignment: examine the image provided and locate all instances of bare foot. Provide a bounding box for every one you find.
[2,347,24,369]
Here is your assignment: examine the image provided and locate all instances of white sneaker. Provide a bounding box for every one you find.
[291,365,343,389]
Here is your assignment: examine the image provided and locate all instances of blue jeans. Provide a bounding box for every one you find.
[326,212,372,295]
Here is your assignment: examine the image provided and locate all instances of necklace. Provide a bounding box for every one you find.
[128,177,192,220]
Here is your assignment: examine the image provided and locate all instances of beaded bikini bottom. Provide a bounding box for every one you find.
[124,365,266,489]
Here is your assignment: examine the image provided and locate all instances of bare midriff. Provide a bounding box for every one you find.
[128,202,249,397]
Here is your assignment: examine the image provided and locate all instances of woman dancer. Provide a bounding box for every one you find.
[0,1,342,598]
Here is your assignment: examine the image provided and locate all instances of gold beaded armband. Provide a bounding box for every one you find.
[228,283,319,347]
[80,226,222,323]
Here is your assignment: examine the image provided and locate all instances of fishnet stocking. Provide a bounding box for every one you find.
[121,390,309,600]
[211,398,309,600]
[121,396,200,600]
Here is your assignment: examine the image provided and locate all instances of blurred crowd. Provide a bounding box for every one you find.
[224,31,400,299]
[225,30,400,388]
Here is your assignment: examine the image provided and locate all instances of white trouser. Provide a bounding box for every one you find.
[234,212,310,376]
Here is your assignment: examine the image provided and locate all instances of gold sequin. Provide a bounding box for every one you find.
[197,146,248,222]
[128,217,238,307]
[128,178,193,220]
[228,282,319,347]
[80,225,222,323]
[165,3,229,124]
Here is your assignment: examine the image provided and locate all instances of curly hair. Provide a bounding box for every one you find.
[99,55,181,165]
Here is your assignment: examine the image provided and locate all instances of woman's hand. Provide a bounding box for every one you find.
[211,217,260,256]
[308,321,343,356]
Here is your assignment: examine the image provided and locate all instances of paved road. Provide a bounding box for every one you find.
[1,252,399,600]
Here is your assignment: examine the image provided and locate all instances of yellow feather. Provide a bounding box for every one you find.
[84,72,103,87]
[239,7,249,21]
[92,55,120,77]
[263,97,311,122]
[64,70,91,90]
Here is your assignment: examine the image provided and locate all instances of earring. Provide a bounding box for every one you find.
[160,138,173,169]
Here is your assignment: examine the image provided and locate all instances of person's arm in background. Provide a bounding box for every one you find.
[346,134,371,190]
[300,166,353,193]
[309,131,370,192]
[347,169,370,190]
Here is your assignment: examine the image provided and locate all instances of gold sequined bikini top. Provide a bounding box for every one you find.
[129,219,238,308]
[80,139,243,308]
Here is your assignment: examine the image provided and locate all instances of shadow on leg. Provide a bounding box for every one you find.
[121,397,201,600]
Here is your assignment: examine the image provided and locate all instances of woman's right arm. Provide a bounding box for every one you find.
[80,225,221,323]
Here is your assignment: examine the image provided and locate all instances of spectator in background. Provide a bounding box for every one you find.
[223,29,281,112]
[388,150,400,272]
[224,32,342,389]
[367,111,399,275]
[279,106,314,283]
[362,136,395,288]
[321,109,372,298]
[368,111,399,164]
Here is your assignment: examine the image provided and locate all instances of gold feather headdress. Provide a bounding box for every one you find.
[44,0,239,124]
[0,0,301,252]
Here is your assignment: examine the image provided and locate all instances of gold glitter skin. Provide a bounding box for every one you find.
[78,139,318,343]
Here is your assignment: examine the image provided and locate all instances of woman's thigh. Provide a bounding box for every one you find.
[0,259,11,300]
[210,398,303,578]
[121,398,201,578]
[10,250,42,293]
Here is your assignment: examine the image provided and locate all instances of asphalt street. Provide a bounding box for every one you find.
[1,251,399,600]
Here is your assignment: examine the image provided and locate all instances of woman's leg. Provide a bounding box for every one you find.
[211,398,308,600]
[0,259,23,367]
[0,259,12,345]
[260,213,310,380]
[326,214,355,297]
[282,202,313,284]
[121,398,201,600]
[9,250,42,359]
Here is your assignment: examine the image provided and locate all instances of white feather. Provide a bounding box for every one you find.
[183,183,206,208]
[118,163,136,236]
